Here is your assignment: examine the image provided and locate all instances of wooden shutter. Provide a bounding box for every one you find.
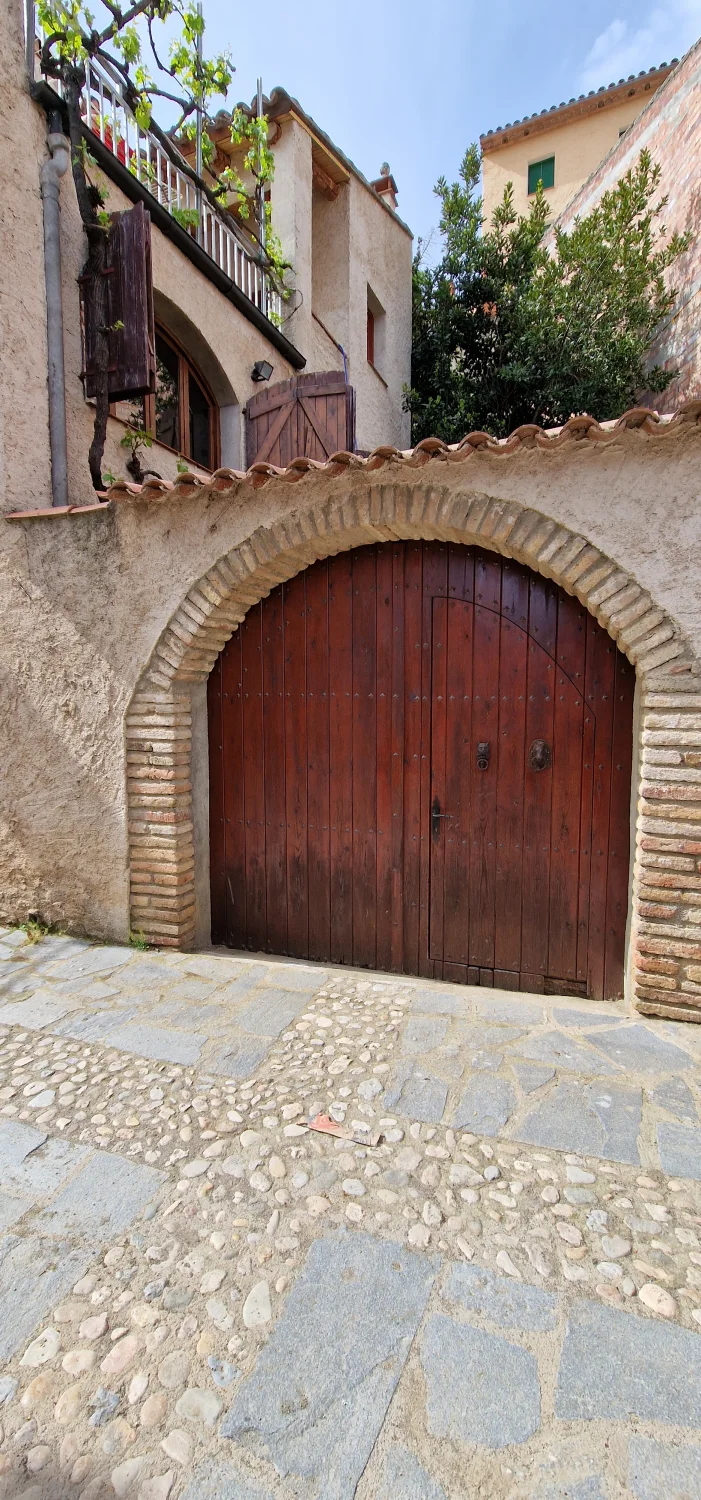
[245,371,356,467]
[81,201,156,401]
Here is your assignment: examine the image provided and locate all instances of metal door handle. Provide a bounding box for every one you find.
[476,741,491,771]
[431,796,453,839]
[528,738,552,771]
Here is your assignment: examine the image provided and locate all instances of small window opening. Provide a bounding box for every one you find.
[527,156,555,194]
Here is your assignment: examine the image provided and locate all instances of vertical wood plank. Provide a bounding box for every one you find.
[306,562,331,961]
[468,551,501,968]
[390,546,405,972]
[261,591,287,954]
[520,576,557,976]
[329,551,354,963]
[207,655,226,945]
[283,571,309,957]
[375,545,394,972]
[241,603,266,952]
[221,627,246,948]
[402,542,424,974]
[352,547,378,968]
[494,561,529,973]
[547,591,586,980]
[429,595,449,962]
[419,543,448,976]
[441,598,475,963]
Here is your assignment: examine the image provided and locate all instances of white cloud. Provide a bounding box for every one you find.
[580,0,701,93]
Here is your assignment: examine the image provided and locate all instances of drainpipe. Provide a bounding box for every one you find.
[40,119,70,507]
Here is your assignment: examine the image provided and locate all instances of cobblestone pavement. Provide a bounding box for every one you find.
[0,927,700,1499]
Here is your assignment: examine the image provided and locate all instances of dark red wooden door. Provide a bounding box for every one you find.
[208,541,634,999]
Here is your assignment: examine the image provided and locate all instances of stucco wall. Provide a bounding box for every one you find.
[481,93,650,224]
[271,116,412,453]
[553,41,701,413]
[2,415,701,1023]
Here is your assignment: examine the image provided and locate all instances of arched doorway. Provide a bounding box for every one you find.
[206,540,633,999]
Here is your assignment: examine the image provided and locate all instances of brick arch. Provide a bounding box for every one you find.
[126,478,701,1022]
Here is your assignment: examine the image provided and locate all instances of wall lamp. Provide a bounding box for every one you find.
[251,360,274,382]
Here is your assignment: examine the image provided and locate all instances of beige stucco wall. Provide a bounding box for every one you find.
[482,94,653,225]
[271,116,412,452]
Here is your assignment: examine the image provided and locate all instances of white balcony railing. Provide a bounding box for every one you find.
[36,42,283,327]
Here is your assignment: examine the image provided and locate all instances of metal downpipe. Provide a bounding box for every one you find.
[39,127,70,507]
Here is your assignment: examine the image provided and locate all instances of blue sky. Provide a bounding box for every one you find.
[199,0,701,248]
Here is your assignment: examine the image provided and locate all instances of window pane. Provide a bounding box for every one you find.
[528,156,555,194]
[155,334,180,451]
[189,370,211,469]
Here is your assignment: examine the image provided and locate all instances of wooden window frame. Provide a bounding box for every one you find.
[110,323,220,471]
[147,325,220,471]
[527,156,555,195]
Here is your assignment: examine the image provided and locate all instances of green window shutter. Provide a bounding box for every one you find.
[527,155,555,194]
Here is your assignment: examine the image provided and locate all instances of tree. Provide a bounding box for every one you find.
[38,0,287,488]
[406,144,690,445]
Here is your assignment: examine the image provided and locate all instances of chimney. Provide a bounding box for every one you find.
[371,162,398,211]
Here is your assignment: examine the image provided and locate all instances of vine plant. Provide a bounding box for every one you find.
[37,0,290,488]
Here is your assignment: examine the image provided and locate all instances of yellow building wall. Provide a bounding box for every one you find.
[481,95,646,225]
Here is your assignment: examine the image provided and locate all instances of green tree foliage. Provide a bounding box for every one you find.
[406,144,690,444]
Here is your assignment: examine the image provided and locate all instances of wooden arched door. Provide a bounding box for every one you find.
[207,542,634,999]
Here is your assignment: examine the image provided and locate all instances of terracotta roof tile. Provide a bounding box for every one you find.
[7,404,700,519]
[482,61,676,142]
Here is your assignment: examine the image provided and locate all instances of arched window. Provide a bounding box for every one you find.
[113,325,219,470]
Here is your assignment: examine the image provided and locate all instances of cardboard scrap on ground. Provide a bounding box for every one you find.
[308,1113,381,1147]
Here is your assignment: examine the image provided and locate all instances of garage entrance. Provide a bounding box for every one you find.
[207,541,633,999]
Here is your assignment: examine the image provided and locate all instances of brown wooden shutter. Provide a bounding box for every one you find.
[81,201,156,401]
[245,371,356,467]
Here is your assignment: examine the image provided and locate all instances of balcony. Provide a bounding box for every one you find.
[34,40,284,330]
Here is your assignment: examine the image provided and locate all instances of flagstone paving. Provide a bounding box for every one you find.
[0,926,700,1497]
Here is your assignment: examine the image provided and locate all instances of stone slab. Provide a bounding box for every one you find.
[457,1023,527,1047]
[475,996,544,1025]
[443,1263,557,1331]
[371,1443,448,1500]
[179,1460,275,1500]
[0,1121,89,1199]
[33,1151,164,1244]
[535,1479,608,1500]
[396,1073,449,1124]
[221,1230,437,1499]
[517,1081,642,1163]
[650,1076,698,1122]
[656,1121,701,1181]
[183,956,252,983]
[211,1035,273,1081]
[410,987,469,1017]
[422,1313,541,1448]
[628,1436,701,1500]
[102,1022,205,1065]
[555,1298,701,1427]
[0,994,84,1030]
[515,1031,620,1076]
[552,1008,622,1029]
[40,946,134,981]
[589,1024,695,1074]
[54,1008,138,1043]
[0,1191,31,1233]
[0,1233,93,1361]
[402,1017,448,1053]
[266,965,327,993]
[452,1075,516,1134]
[512,1061,556,1094]
[234,989,306,1038]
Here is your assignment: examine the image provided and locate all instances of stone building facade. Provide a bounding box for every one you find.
[4,411,701,1026]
